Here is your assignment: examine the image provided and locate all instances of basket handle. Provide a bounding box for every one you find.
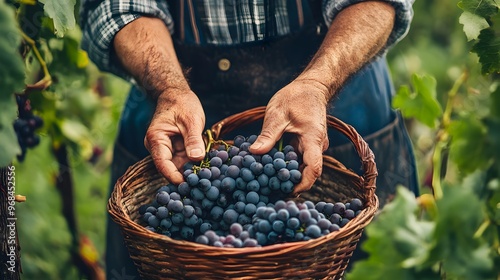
[210,106,378,189]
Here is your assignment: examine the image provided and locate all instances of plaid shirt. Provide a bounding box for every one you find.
[80,0,414,80]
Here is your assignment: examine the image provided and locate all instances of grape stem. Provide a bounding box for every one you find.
[20,30,52,91]
[431,71,467,200]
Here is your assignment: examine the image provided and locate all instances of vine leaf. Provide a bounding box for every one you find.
[346,187,438,280]
[459,11,490,41]
[471,14,500,75]
[447,114,491,174]
[392,74,442,128]
[0,0,25,166]
[457,0,499,18]
[39,0,76,37]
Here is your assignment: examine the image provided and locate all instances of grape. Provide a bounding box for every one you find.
[156,206,169,219]
[249,161,264,175]
[181,226,195,240]
[210,167,221,179]
[272,220,285,233]
[245,191,260,204]
[205,186,220,201]
[156,191,170,205]
[240,168,254,182]
[285,151,298,161]
[160,218,172,229]
[148,216,160,228]
[169,192,181,201]
[217,150,229,162]
[228,146,240,157]
[186,173,200,187]
[184,215,199,226]
[246,180,260,192]
[221,177,236,192]
[234,201,246,214]
[273,151,285,160]
[286,160,299,171]
[339,218,350,227]
[305,225,322,238]
[230,223,243,237]
[257,220,272,233]
[269,176,281,191]
[246,134,258,144]
[261,154,273,165]
[315,201,326,213]
[333,202,346,215]
[329,213,342,225]
[287,217,300,230]
[196,235,209,245]
[146,206,157,215]
[142,212,153,223]
[277,168,291,181]
[178,182,190,196]
[280,180,294,194]
[167,200,184,212]
[209,156,223,168]
[344,209,356,219]
[233,135,246,147]
[263,163,276,176]
[171,213,184,225]
[198,168,212,180]
[198,178,212,192]
[182,205,195,217]
[273,158,287,170]
[230,155,243,168]
[223,209,239,225]
[225,165,240,179]
[349,198,363,212]
[289,170,302,183]
[283,145,294,154]
[210,206,224,221]
[276,209,290,221]
[244,203,257,216]
[190,188,205,201]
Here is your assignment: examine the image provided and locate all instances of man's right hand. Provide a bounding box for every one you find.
[144,90,206,184]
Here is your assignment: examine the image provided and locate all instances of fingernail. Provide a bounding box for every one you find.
[189,148,203,158]
[251,142,262,150]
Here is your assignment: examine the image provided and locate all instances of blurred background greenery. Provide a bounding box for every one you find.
[11,0,487,279]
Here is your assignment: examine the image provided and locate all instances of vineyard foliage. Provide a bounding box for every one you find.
[0,0,499,279]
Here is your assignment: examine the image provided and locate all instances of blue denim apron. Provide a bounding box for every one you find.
[105,10,419,280]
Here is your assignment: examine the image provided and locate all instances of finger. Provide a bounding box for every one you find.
[178,115,206,162]
[293,139,324,194]
[147,135,184,184]
[250,114,288,154]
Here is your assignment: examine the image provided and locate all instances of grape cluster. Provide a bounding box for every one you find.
[139,134,365,247]
[13,95,43,161]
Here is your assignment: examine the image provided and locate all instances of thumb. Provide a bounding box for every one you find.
[249,120,286,154]
[181,120,206,162]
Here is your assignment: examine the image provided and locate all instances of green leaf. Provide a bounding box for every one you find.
[0,0,25,166]
[458,0,499,18]
[392,74,443,128]
[459,11,490,41]
[0,1,25,95]
[448,114,491,174]
[39,0,76,37]
[346,187,438,280]
[471,14,500,75]
[430,180,494,279]
[0,95,22,167]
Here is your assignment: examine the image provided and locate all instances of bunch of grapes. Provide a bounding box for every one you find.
[139,134,365,248]
[13,95,43,161]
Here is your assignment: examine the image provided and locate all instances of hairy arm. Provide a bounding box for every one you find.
[250,1,396,193]
[113,17,206,184]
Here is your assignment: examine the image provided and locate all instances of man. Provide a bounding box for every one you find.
[81,0,417,277]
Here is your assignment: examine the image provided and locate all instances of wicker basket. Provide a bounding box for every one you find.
[108,106,379,280]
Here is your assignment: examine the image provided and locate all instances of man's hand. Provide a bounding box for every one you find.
[250,1,395,193]
[114,17,207,183]
[249,79,330,194]
[144,90,206,184]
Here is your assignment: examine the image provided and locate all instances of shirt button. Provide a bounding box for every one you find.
[218,58,231,71]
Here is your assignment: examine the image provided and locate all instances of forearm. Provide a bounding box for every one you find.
[113,17,189,100]
[298,1,395,102]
